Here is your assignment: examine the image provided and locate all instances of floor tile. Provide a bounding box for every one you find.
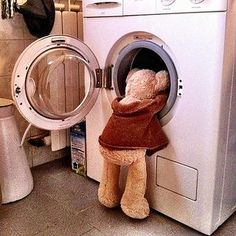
[1,158,236,236]
[81,204,202,236]
[81,227,104,236]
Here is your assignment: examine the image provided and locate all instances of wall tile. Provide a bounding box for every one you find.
[0,14,24,40]
[24,39,35,48]
[0,40,25,77]
[0,76,11,99]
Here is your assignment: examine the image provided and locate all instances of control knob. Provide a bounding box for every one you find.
[161,0,176,6]
[190,0,204,3]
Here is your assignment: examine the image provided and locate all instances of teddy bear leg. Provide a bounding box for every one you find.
[121,154,150,219]
[98,159,121,208]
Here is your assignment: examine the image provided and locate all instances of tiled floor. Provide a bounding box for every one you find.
[0,158,236,236]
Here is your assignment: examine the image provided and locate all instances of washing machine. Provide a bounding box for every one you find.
[11,0,236,235]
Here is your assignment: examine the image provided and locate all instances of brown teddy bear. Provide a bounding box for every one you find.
[98,69,169,219]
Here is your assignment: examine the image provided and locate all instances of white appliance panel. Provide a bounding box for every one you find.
[156,0,227,13]
[84,0,236,234]
[83,0,228,17]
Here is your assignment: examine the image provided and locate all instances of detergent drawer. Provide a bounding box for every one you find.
[83,0,123,17]
[156,156,198,201]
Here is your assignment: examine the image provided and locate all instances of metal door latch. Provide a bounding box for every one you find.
[177,79,183,97]
[15,86,21,94]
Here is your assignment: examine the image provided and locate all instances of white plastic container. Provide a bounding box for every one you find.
[0,98,33,203]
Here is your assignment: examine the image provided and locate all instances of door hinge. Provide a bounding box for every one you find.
[95,67,113,89]
[95,68,102,88]
[104,66,113,89]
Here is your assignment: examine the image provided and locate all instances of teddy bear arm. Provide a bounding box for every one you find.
[152,94,168,113]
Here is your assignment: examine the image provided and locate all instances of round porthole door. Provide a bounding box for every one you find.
[105,32,180,125]
[12,35,101,130]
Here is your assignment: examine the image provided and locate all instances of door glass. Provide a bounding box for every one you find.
[26,48,87,119]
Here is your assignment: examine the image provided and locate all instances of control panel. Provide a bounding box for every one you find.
[156,0,227,14]
[83,0,228,17]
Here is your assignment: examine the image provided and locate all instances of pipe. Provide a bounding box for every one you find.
[55,3,65,11]
[20,123,32,146]
[70,4,81,12]
[55,3,80,12]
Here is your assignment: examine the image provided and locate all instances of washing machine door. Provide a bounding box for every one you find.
[12,35,101,130]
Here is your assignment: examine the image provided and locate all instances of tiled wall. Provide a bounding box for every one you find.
[0,4,74,167]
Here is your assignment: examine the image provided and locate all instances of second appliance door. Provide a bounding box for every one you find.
[12,35,101,130]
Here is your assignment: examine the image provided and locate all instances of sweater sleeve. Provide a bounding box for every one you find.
[151,94,168,114]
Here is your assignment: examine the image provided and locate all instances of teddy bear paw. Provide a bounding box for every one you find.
[121,198,150,219]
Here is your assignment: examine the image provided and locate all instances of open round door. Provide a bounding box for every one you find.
[12,35,101,130]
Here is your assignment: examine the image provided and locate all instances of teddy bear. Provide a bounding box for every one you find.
[98,68,169,219]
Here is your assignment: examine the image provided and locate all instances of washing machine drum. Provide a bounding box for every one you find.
[111,40,179,123]
[12,35,100,130]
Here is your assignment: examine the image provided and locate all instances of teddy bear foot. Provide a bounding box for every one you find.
[121,198,150,219]
[98,190,121,208]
